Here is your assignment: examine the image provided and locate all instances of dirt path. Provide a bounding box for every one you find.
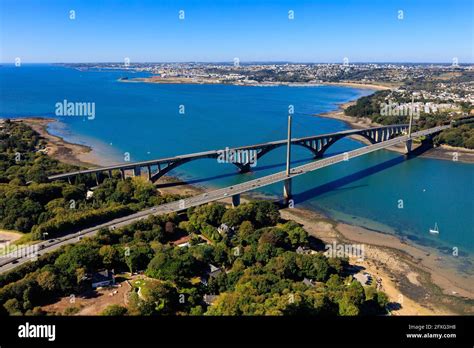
[42,281,132,315]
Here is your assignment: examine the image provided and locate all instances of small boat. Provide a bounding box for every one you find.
[429,222,439,234]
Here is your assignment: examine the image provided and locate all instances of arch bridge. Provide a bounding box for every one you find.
[47,124,409,184]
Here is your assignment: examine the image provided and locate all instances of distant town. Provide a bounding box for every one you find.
[66,62,474,119]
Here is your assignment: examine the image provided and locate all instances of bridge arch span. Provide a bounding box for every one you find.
[151,141,329,180]
[249,133,371,163]
[314,128,407,157]
[350,132,378,145]
[149,154,247,183]
[238,142,320,172]
[46,124,411,185]
[248,127,406,162]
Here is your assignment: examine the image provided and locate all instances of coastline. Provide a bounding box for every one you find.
[319,81,394,91]
[280,208,474,315]
[317,102,474,164]
[12,117,105,168]
[10,115,474,314]
[119,76,393,90]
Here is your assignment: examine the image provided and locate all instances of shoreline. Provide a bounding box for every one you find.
[317,102,474,164]
[9,114,474,314]
[119,76,393,90]
[319,81,394,90]
[280,208,474,315]
[11,117,117,168]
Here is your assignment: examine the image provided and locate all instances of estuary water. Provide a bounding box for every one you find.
[1,64,473,258]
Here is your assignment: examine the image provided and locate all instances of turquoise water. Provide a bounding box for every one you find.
[1,64,473,257]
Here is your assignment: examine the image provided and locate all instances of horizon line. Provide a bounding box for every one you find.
[2,61,474,65]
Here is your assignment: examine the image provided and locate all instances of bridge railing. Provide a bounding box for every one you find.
[45,123,439,183]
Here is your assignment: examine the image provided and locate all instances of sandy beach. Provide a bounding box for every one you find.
[13,117,105,168]
[12,115,474,315]
[280,208,474,315]
[120,76,395,90]
[320,81,395,90]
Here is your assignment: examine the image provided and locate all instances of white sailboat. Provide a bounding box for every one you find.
[429,222,439,235]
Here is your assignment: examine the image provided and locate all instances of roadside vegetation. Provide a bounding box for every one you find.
[0,120,182,239]
[0,121,389,316]
[0,200,388,316]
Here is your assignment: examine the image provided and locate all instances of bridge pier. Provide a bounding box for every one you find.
[405,139,413,153]
[283,178,292,204]
[314,151,324,159]
[133,166,141,177]
[146,165,152,181]
[422,135,434,147]
[238,164,252,174]
[232,194,240,208]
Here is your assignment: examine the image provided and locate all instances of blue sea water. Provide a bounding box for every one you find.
[1,64,473,259]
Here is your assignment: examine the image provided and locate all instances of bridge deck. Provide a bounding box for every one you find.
[47,124,408,180]
[126,125,449,214]
[0,125,448,269]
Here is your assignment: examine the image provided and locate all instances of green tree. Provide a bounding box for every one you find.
[124,243,154,273]
[338,297,360,316]
[61,185,85,201]
[146,247,202,282]
[101,304,128,316]
[54,243,101,276]
[298,254,331,281]
[146,282,178,315]
[252,201,280,227]
[36,270,57,292]
[99,245,119,269]
[4,298,22,315]
[238,220,254,240]
[221,208,242,227]
[132,178,157,203]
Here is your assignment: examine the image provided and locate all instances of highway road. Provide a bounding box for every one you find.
[0,125,449,274]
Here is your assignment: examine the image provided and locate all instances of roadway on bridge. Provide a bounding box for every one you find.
[47,124,408,181]
[0,125,448,274]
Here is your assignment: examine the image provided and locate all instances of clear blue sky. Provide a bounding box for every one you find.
[1,0,472,63]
